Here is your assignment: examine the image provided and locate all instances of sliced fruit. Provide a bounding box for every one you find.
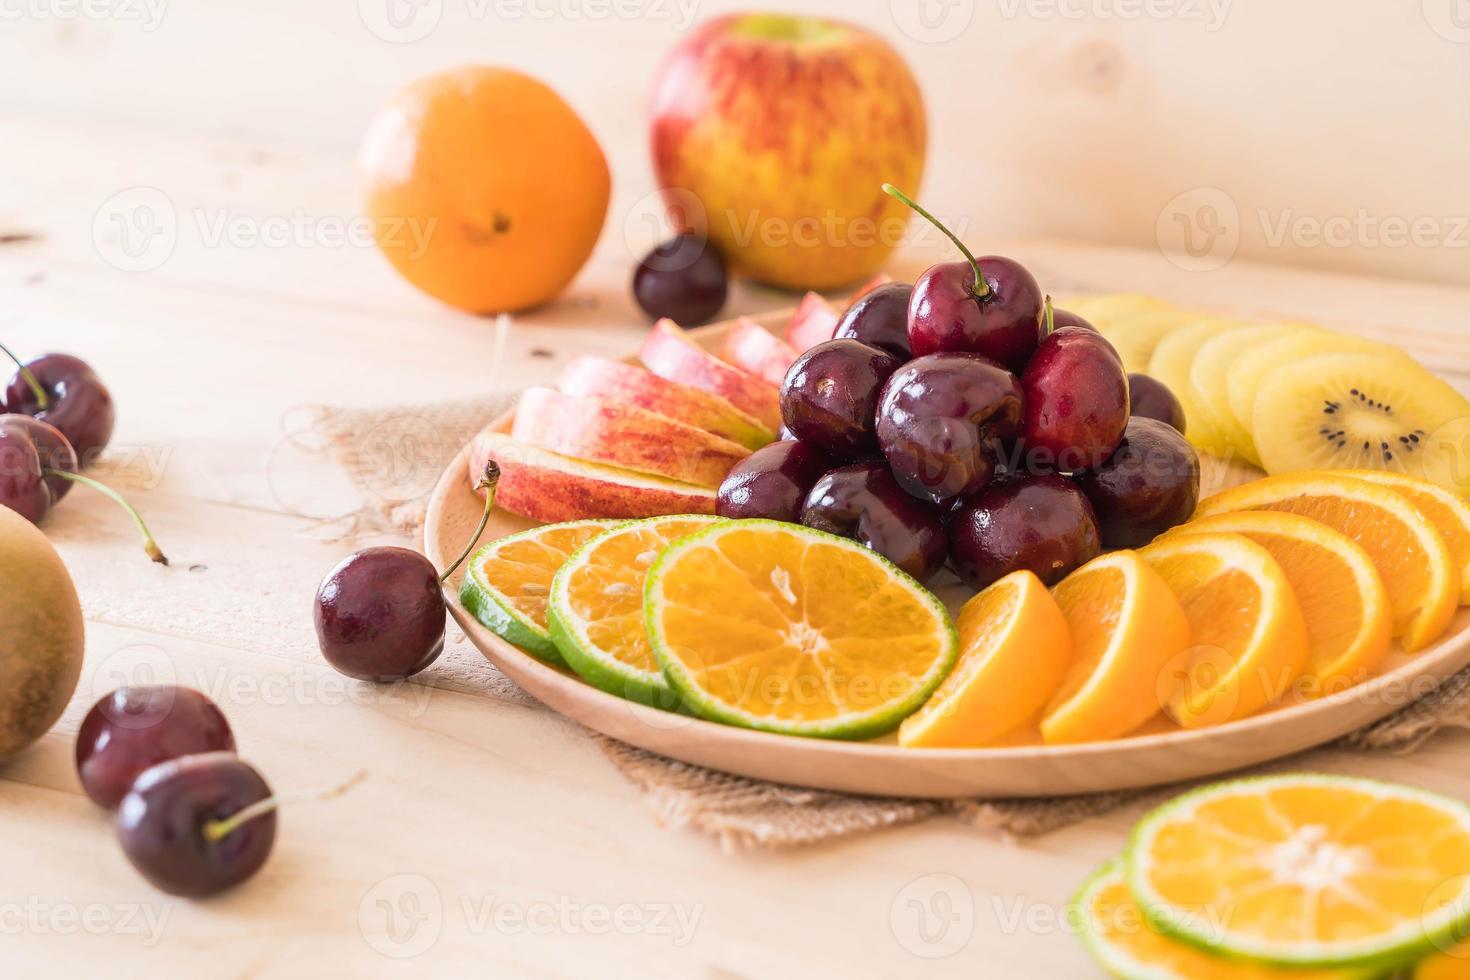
[556,356,774,450]
[1170,512,1391,694]
[1191,323,1316,465]
[1140,532,1309,727]
[1094,308,1196,374]
[548,514,722,707]
[1060,293,1176,330]
[1041,551,1191,744]
[1075,858,1370,980]
[1195,472,1458,651]
[459,519,619,664]
[897,571,1071,748]
[786,291,840,351]
[1148,318,1254,457]
[645,520,958,739]
[1341,470,1470,604]
[720,317,799,386]
[640,318,781,430]
[1226,331,1397,450]
[1250,350,1470,496]
[470,430,717,523]
[1127,773,1470,969]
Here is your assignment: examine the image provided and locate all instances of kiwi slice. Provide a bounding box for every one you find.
[1252,350,1470,494]
[1146,318,1251,457]
[1190,323,1313,466]
[1226,330,1400,442]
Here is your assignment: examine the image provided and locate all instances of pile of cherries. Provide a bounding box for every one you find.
[718,186,1198,589]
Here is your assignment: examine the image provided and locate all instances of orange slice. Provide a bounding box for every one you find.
[1140,532,1309,727]
[1341,470,1470,604]
[1041,551,1191,744]
[898,571,1071,748]
[1195,473,1458,651]
[1170,511,1391,695]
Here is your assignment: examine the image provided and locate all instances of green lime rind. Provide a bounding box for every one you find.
[1125,773,1470,972]
[458,519,619,668]
[644,519,958,741]
[547,515,723,710]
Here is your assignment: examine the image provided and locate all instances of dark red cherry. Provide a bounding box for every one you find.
[800,461,947,582]
[833,282,914,358]
[717,440,835,522]
[76,686,236,810]
[780,339,900,459]
[1019,327,1129,473]
[948,474,1101,590]
[632,234,728,326]
[875,353,1024,503]
[314,547,446,681]
[1,351,115,462]
[1127,373,1187,434]
[1075,417,1199,548]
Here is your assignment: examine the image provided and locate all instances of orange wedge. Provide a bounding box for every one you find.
[899,571,1071,748]
[1170,511,1392,695]
[1341,470,1470,604]
[1140,532,1310,727]
[1041,551,1191,744]
[1195,473,1458,651]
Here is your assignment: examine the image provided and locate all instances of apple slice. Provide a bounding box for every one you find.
[719,318,799,386]
[512,388,749,488]
[556,357,773,450]
[639,319,781,431]
[786,292,840,351]
[470,431,716,523]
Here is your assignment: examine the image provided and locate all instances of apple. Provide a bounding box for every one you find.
[786,292,840,351]
[470,431,717,522]
[650,14,926,291]
[720,318,798,386]
[556,356,773,450]
[512,388,749,488]
[639,318,781,430]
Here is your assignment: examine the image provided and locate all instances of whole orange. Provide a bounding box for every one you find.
[360,67,610,314]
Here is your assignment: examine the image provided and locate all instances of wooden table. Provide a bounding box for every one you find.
[4,116,1470,978]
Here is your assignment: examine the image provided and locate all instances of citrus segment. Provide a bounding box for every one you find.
[1195,473,1458,651]
[645,520,957,739]
[1169,512,1391,694]
[1127,773,1470,968]
[547,515,722,707]
[460,519,620,665]
[1341,470,1470,604]
[898,571,1071,748]
[1041,551,1191,744]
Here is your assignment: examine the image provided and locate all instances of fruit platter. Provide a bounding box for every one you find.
[424,239,1470,797]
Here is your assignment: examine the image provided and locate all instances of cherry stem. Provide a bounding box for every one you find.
[0,341,48,410]
[203,769,367,843]
[881,183,991,300]
[42,469,168,565]
[439,460,501,585]
[1044,295,1055,337]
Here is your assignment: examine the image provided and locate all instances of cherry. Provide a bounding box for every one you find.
[832,282,914,359]
[876,352,1024,504]
[800,460,948,582]
[882,185,1043,371]
[632,234,728,326]
[0,414,167,563]
[717,439,835,522]
[315,462,500,681]
[116,752,276,898]
[948,474,1102,590]
[1019,326,1129,473]
[0,345,115,462]
[1075,417,1199,548]
[779,339,900,459]
[76,686,236,810]
[1127,373,1187,434]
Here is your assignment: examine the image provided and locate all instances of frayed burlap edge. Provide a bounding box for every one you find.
[304,397,1470,849]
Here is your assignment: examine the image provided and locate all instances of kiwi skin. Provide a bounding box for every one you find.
[0,506,84,763]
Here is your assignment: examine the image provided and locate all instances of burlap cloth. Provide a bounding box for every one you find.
[292,396,1470,851]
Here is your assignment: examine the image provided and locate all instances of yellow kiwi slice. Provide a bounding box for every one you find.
[1146,318,1253,457]
[1094,309,1197,374]
[1191,323,1317,466]
[1252,351,1470,495]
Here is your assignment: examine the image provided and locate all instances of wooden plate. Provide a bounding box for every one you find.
[423,315,1470,799]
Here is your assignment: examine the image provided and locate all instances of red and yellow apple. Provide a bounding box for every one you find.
[650,14,926,291]
[639,319,781,430]
[719,318,798,386]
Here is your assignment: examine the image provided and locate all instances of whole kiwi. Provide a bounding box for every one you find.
[0,505,84,762]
